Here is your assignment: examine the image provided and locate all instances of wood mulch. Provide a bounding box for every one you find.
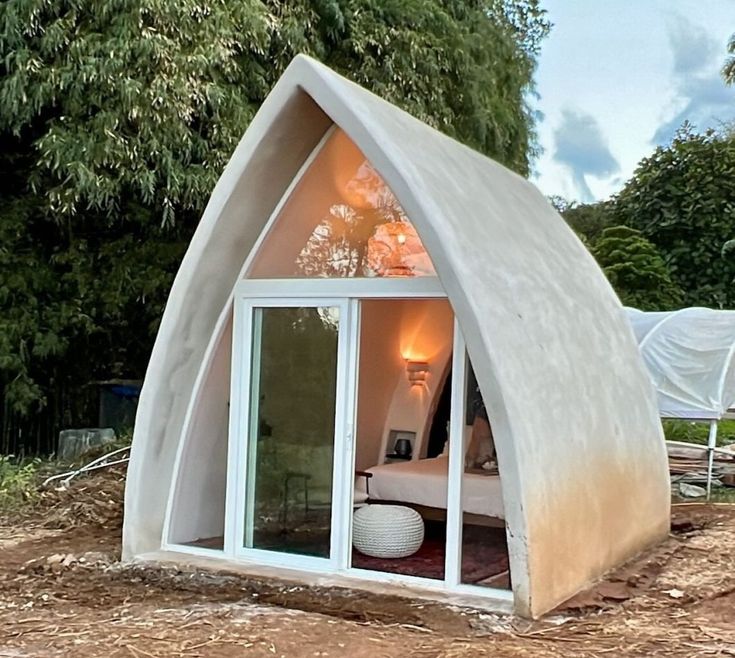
[0,468,734,656]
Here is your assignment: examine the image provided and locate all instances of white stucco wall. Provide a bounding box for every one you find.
[166,311,232,545]
[124,55,670,618]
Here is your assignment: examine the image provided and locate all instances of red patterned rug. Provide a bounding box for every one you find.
[352,522,508,583]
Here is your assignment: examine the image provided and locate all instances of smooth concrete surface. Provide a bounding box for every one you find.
[167,312,232,544]
[124,55,670,618]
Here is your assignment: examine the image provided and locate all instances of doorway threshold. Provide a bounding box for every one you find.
[135,548,514,615]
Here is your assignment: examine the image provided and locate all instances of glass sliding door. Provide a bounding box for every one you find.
[444,330,511,598]
[241,302,346,561]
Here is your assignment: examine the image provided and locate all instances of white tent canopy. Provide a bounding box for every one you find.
[626,307,735,420]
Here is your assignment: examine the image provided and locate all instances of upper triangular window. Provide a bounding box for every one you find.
[247,128,436,278]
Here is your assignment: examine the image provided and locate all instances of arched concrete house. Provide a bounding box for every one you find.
[123,55,670,618]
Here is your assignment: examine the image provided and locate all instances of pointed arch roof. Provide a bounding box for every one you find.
[124,55,669,617]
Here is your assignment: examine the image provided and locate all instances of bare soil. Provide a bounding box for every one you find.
[1,468,734,656]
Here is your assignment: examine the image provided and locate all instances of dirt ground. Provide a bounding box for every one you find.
[1,469,734,657]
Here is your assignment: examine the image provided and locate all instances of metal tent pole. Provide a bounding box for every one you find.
[706,419,719,500]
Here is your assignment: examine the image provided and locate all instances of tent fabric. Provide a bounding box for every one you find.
[626,307,735,419]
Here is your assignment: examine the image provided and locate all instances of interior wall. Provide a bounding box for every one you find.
[355,298,453,469]
[168,311,232,545]
[247,130,350,277]
[381,299,454,460]
[355,301,405,470]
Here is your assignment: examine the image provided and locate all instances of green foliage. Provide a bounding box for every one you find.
[591,226,683,310]
[1,0,547,221]
[553,197,683,310]
[662,419,735,447]
[724,33,735,85]
[0,455,40,511]
[614,125,735,309]
[562,200,619,244]
[557,125,735,312]
[0,0,549,447]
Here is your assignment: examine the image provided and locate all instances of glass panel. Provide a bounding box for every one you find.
[351,299,453,579]
[460,358,510,589]
[244,306,339,558]
[248,129,436,278]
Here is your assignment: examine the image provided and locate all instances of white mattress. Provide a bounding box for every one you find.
[365,456,504,519]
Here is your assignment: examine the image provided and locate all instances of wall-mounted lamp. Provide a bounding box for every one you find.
[406,360,430,386]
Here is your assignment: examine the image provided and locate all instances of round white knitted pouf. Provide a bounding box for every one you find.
[352,505,425,558]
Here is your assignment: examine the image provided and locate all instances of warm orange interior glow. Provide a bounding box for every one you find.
[247,128,436,279]
[366,221,434,277]
[399,302,451,364]
[406,360,430,386]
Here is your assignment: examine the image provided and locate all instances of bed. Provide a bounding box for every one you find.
[363,455,505,522]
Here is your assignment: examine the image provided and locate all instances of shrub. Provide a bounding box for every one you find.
[0,455,40,512]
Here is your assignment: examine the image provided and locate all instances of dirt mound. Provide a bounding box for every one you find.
[27,464,126,531]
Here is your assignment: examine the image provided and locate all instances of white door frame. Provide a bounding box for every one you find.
[226,296,353,573]
[223,285,510,601]
[445,324,512,601]
[444,319,466,588]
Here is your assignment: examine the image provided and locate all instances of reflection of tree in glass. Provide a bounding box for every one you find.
[252,306,338,540]
[282,306,340,334]
[295,160,424,277]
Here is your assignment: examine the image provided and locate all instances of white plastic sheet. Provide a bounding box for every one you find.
[626,307,735,419]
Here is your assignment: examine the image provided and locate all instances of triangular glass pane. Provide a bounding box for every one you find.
[247,128,436,278]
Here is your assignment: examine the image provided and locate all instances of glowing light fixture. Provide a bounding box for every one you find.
[366,221,435,277]
[406,360,430,385]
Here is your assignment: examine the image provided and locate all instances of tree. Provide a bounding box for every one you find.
[724,33,735,85]
[591,226,683,311]
[0,0,550,452]
[548,197,681,308]
[614,125,735,309]
[1,0,548,222]
[561,200,619,244]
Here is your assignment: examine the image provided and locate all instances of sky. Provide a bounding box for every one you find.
[532,0,735,203]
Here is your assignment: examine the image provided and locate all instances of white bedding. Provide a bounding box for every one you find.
[365,456,504,519]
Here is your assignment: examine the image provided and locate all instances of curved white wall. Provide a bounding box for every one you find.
[166,310,232,546]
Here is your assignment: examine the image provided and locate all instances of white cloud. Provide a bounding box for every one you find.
[553,109,620,202]
[654,16,735,144]
[531,1,735,203]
